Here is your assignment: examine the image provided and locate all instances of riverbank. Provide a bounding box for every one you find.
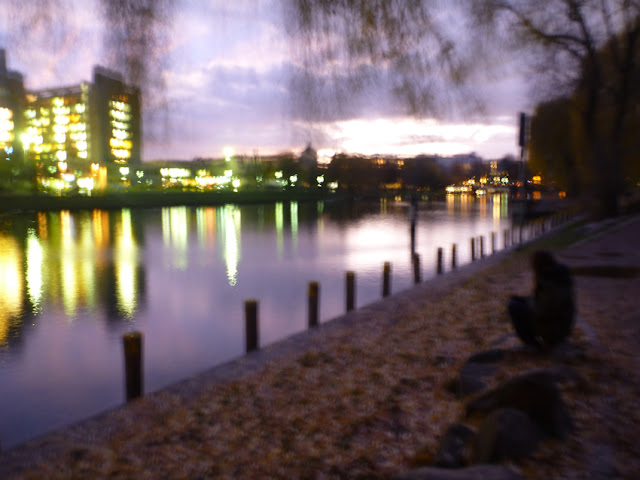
[1,214,639,479]
[0,189,341,213]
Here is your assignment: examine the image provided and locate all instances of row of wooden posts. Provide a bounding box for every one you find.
[122,208,579,402]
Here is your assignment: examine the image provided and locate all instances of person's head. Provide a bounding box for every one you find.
[531,250,556,277]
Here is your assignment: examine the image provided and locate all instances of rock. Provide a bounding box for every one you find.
[455,349,508,397]
[392,464,525,480]
[466,349,508,364]
[466,369,573,438]
[550,342,587,363]
[472,408,544,463]
[457,362,496,397]
[434,423,475,468]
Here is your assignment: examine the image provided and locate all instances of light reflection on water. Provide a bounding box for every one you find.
[0,195,511,448]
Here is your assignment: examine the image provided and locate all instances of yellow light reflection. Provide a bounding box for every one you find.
[78,213,96,308]
[115,209,137,319]
[26,229,43,313]
[317,201,325,233]
[162,207,189,269]
[290,201,298,248]
[222,206,241,286]
[0,234,24,346]
[93,210,110,247]
[492,194,502,226]
[60,210,79,317]
[275,202,284,258]
[196,207,217,248]
[479,196,487,217]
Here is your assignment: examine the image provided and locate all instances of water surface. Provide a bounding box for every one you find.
[0,195,511,448]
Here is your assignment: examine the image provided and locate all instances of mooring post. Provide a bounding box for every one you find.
[346,271,356,312]
[471,237,476,262]
[123,331,143,402]
[479,236,485,258]
[308,281,319,328]
[452,243,457,269]
[491,232,496,254]
[519,224,523,244]
[245,299,259,352]
[412,253,421,284]
[437,247,443,275]
[382,262,391,297]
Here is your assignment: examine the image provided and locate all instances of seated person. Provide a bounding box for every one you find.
[508,250,574,349]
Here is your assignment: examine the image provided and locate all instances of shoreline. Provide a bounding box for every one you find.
[0,189,342,213]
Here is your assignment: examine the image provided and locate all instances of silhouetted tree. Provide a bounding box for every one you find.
[284,0,483,121]
[529,97,582,196]
[472,0,640,217]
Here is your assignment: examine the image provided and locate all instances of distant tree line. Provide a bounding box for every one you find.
[528,9,640,209]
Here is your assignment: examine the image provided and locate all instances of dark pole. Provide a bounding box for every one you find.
[123,332,143,402]
[308,282,319,328]
[382,262,391,297]
[245,299,259,352]
[346,271,356,312]
[451,243,457,269]
[412,253,421,284]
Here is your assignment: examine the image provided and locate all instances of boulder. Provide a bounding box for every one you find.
[392,464,525,480]
[472,408,544,463]
[434,423,475,468]
[466,369,573,438]
[454,349,508,397]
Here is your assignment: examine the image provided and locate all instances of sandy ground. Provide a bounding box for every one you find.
[1,213,639,479]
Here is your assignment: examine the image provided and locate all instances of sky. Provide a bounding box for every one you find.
[0,0,531,162]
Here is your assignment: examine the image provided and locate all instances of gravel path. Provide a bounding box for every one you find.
[1,213,639,479]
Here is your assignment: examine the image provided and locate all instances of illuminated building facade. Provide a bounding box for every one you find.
[0,49,25,170]
[23,67,141,190]
[0,50,141,192]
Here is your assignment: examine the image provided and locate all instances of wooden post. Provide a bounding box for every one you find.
[245,299,259,352]
[491,232,496,254]
[123,331,143,402]
[471,237,476,262]
[346,271,356,312]
[451,243,457,269]
[382,262,391,297]
[308,282,319,328]
[412,253,421,284]
[479,236,485,258]
[437,247,443,275]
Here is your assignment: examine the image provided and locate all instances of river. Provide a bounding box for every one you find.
[0,194,511,448]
